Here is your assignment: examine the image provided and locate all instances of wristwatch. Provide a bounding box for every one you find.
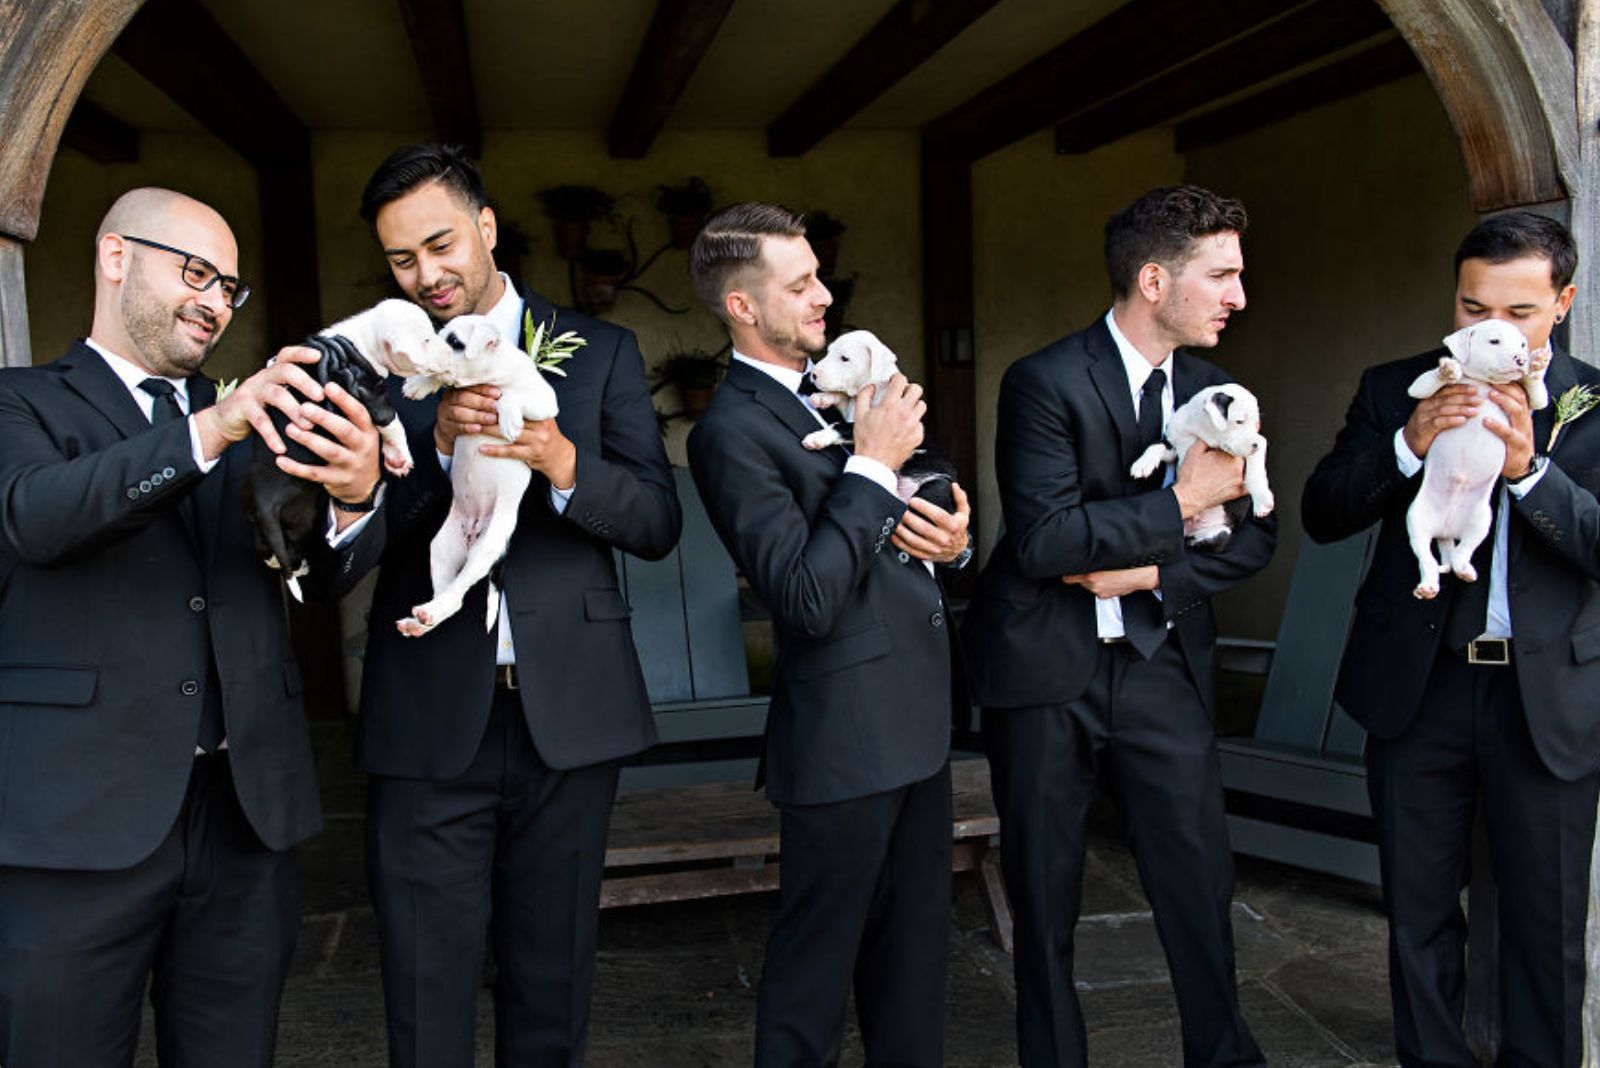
[331,481,383,513]
[1506,455,1547,486]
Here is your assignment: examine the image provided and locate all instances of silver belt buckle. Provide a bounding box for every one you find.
[497,664,519,690]
[1467,638,1510,666]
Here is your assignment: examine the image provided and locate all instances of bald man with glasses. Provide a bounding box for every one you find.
[0,187,384,1067]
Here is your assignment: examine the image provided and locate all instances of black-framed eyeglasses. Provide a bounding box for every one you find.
[120,235,251,309]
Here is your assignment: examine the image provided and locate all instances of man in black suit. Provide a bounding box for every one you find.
[1304,212,1599,1067]
[966,186,1275,1067]
[685,202,971,1068]
[336,145,681,1068]
[0,187,385,1066]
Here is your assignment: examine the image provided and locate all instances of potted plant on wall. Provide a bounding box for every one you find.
[653,347,727,418]
[656,177,713,250]
[536,184,615,259]
[578,246,629,313]
[804,210,846,275]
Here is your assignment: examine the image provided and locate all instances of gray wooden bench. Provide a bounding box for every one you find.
[1216,528,1380,884]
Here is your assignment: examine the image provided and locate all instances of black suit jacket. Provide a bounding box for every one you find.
[686,359,951,806]
[1302,347,1600,781]
[964,318,1277,711]
[338,289,681,780]
[0,342,358,870]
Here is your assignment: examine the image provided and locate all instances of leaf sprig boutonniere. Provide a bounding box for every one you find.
[214,378,239,403]
[1548,383,1600,450]
[523,309,587,377]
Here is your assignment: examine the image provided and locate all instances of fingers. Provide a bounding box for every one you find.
[1481,417,1512,442]
[323,383,376,433]
[950,482,971,516]
[444,386,501,412]
[271,345,321,366]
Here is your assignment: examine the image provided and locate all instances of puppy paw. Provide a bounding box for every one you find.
[1453,564,1478,583]
[1438,357,1463,383]
[802,428,840,451]
[1413,583,1439,600]
[382,448,414,477]
[396,615,434,638]
[1252,491,1275,517]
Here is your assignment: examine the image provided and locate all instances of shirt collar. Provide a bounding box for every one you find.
[482,272,523,344]
[84,337,190,410]
[732,349,814,395]
[1104,308,1172,399]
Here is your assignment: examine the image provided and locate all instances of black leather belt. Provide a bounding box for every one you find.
[495,664,519,690]
[1462,637,1511,666]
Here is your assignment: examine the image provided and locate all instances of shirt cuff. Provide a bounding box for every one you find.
[437,450,453,475]
[188,415,220,474]
[1506,459,1550,499]
[844,456,898,498]
[550,483,574,514]
[324,484,386,547]
[1393,428,1423,478]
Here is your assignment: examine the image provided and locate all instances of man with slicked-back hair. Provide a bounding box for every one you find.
[687,201,972,1068]
[0,187,385,1066]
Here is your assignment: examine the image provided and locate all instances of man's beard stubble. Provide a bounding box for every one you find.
[120,260,217,377]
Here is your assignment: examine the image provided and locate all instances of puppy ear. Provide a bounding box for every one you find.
[867,334,898,385]
[1206,390,1233,431]
[1441,324,1474,363]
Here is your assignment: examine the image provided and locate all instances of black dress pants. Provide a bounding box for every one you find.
[0,752,299,1068]
[985,637,1262,1068]
[754,763,952,1068]
[365,686,621,1068]
[1367,650,1599,1068]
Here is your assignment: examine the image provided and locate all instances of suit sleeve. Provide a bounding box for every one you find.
[996,358,1185,580]
[1302,365,1417,543]
[559,329,682,561]
[1509,459,1600,581]
[688,416,906,640]
[0,382,206,567]
[1157,510,1277,620]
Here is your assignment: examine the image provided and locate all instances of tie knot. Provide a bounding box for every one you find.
[1142,368,1166,396]
[139,378,178,400]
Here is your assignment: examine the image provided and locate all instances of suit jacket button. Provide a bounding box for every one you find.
[180,679,200,696]
[930,612,944,628]
[897,551,910,564]
[163,466,176,478]
[139,480,152,493]
[127,487,139,499]
[189,596,207,612]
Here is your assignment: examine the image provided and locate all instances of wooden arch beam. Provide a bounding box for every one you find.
[608,0,736,159]
[1378,0,1577,210]
[396,0,482,157]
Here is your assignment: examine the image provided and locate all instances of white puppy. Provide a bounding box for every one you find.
[1405,318,1547,599]
[395,316,561,636]
[316,298,460,477]
[799,330,897,451]
[1129,383,1273,547]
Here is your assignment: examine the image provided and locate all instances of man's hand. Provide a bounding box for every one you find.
[1172,443,1246,520]
[1402,382,1480,459]
[893,483,971,563]
[852,374,925,470]
[1062,566,1160,599]
[477,419,579,490]
[273,383,383,530]
[1485,382,1537,478]
[434,385,500,456]
[195,345,324,461]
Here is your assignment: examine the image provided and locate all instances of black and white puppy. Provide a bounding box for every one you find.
[242,299,442,597]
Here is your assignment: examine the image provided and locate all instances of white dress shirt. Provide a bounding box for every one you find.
[1392,426,1546,639]
[1098,309,1174,640]
[434,275,573,665]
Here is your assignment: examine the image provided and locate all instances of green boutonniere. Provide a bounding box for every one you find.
[523,309,587,376]
[1548,383,1600,450]
[214,378,239,402]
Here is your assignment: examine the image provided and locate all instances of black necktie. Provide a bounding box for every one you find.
[141,379,224,750]
[798,372,847,428]
[1444,489,1500,649]
[1123,367,1169,658]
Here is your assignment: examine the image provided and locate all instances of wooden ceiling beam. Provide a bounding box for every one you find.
[112,0,308,169]
[922,0,1296,163]
[1054,0,1393,155]
[62,100,139,165]
[1174,36,1421,153]
[608,0,737,159]
[767,0,1002,158]
[395,0,482,157]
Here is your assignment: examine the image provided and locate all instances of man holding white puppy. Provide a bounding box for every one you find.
[686,202,970,1067]
[1305,212,1600,1067]
[966,185,1275,1067]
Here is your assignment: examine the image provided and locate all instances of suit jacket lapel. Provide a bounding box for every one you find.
[1083,321,1140,468]
[728,360,847,467]
[1513,349,1579,566]
[61,342,152,440]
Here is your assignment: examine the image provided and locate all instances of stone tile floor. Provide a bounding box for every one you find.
[138,724,1402,1066]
